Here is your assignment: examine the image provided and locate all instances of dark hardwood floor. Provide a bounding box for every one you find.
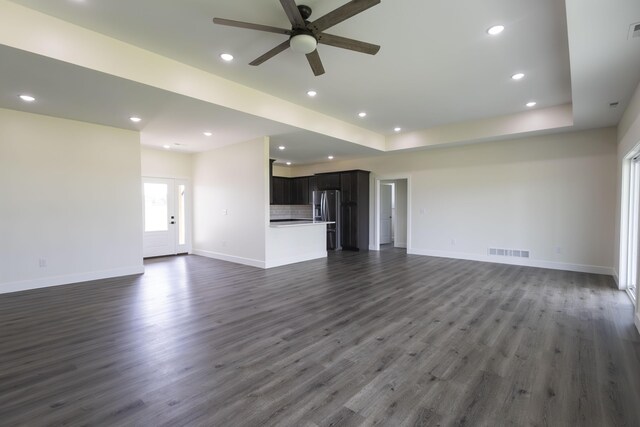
[0,250,639,426]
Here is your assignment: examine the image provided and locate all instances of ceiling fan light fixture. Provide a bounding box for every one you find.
[290,34,317,54]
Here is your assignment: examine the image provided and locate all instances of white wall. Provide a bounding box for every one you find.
[272,164,293,178]
[292,128,617,274]
[192,137,269,267]
[0,108,143,293]
[615,82,640,333]
[141,147,192,179]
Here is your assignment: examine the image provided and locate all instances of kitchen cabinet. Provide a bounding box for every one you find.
[272,176,291,205]
[340,172,358,204]
[269,159,275,205]
[271,175,312,205]
[290,177,309,205]
[339,170,370,251]
[316,172,340,191]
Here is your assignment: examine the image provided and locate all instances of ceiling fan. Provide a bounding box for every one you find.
[213,0,381,76]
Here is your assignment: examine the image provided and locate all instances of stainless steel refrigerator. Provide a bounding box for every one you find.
[313,190,341,250]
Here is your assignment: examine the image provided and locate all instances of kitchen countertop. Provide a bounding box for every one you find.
[270,221,335,228]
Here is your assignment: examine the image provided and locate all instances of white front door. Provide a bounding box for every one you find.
[142,177,190,258]
[380,184,393,244]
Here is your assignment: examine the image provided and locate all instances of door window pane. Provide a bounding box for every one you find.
[144,183,168,232]
[178,184,186,245]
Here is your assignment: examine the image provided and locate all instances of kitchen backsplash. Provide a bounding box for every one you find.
[270,205,313,220]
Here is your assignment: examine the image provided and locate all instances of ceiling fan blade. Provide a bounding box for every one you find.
[306,50,325,76]
[279,0,306,28]
[318,33,380,55]
[213,17,292,35]
[310,0,380,33]
[249,40,291,66]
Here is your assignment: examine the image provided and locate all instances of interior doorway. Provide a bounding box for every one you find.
[380,183,393,245]
[376,178,409,250]
[142,177,191,258]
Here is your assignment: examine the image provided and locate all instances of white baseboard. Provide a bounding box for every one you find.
[407,248,615,276]
[0,265,145,295]
[370,243,407,250]
[192,249,265,269]
[265,251,327,269]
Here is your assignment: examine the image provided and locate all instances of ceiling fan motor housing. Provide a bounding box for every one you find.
[297,5,313,21]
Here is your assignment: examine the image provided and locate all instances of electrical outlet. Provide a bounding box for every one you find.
[38,258,47,268]
[222,209,228,215]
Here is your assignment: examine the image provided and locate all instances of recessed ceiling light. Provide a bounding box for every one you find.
[220,53,234,62]
[328,155,334,160]
[163,144,171,149]
[203,132,213,137]
[307,90,317,97]
[286,162,292,165]
[511,73,525,80]
[19,95,35,102]
[394,127,402,132]
[130,117,142,122]
[358,112,367,118]
[487,25,505,35]
[526,101,537,107]
[278,145,286,150]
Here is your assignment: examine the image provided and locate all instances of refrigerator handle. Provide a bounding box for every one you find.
[321,192,326,221]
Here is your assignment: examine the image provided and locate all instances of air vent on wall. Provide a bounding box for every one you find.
[630,22,640,39]
[488,247,530,258]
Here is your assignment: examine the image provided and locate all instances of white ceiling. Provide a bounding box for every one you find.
[1,0,639,163]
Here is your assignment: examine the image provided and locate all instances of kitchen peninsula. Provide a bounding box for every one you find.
[266,219,333,268]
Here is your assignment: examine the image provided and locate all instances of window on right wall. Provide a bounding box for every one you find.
[626,156,639,305]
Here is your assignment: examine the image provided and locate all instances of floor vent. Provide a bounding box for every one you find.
[488,248,530,258]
